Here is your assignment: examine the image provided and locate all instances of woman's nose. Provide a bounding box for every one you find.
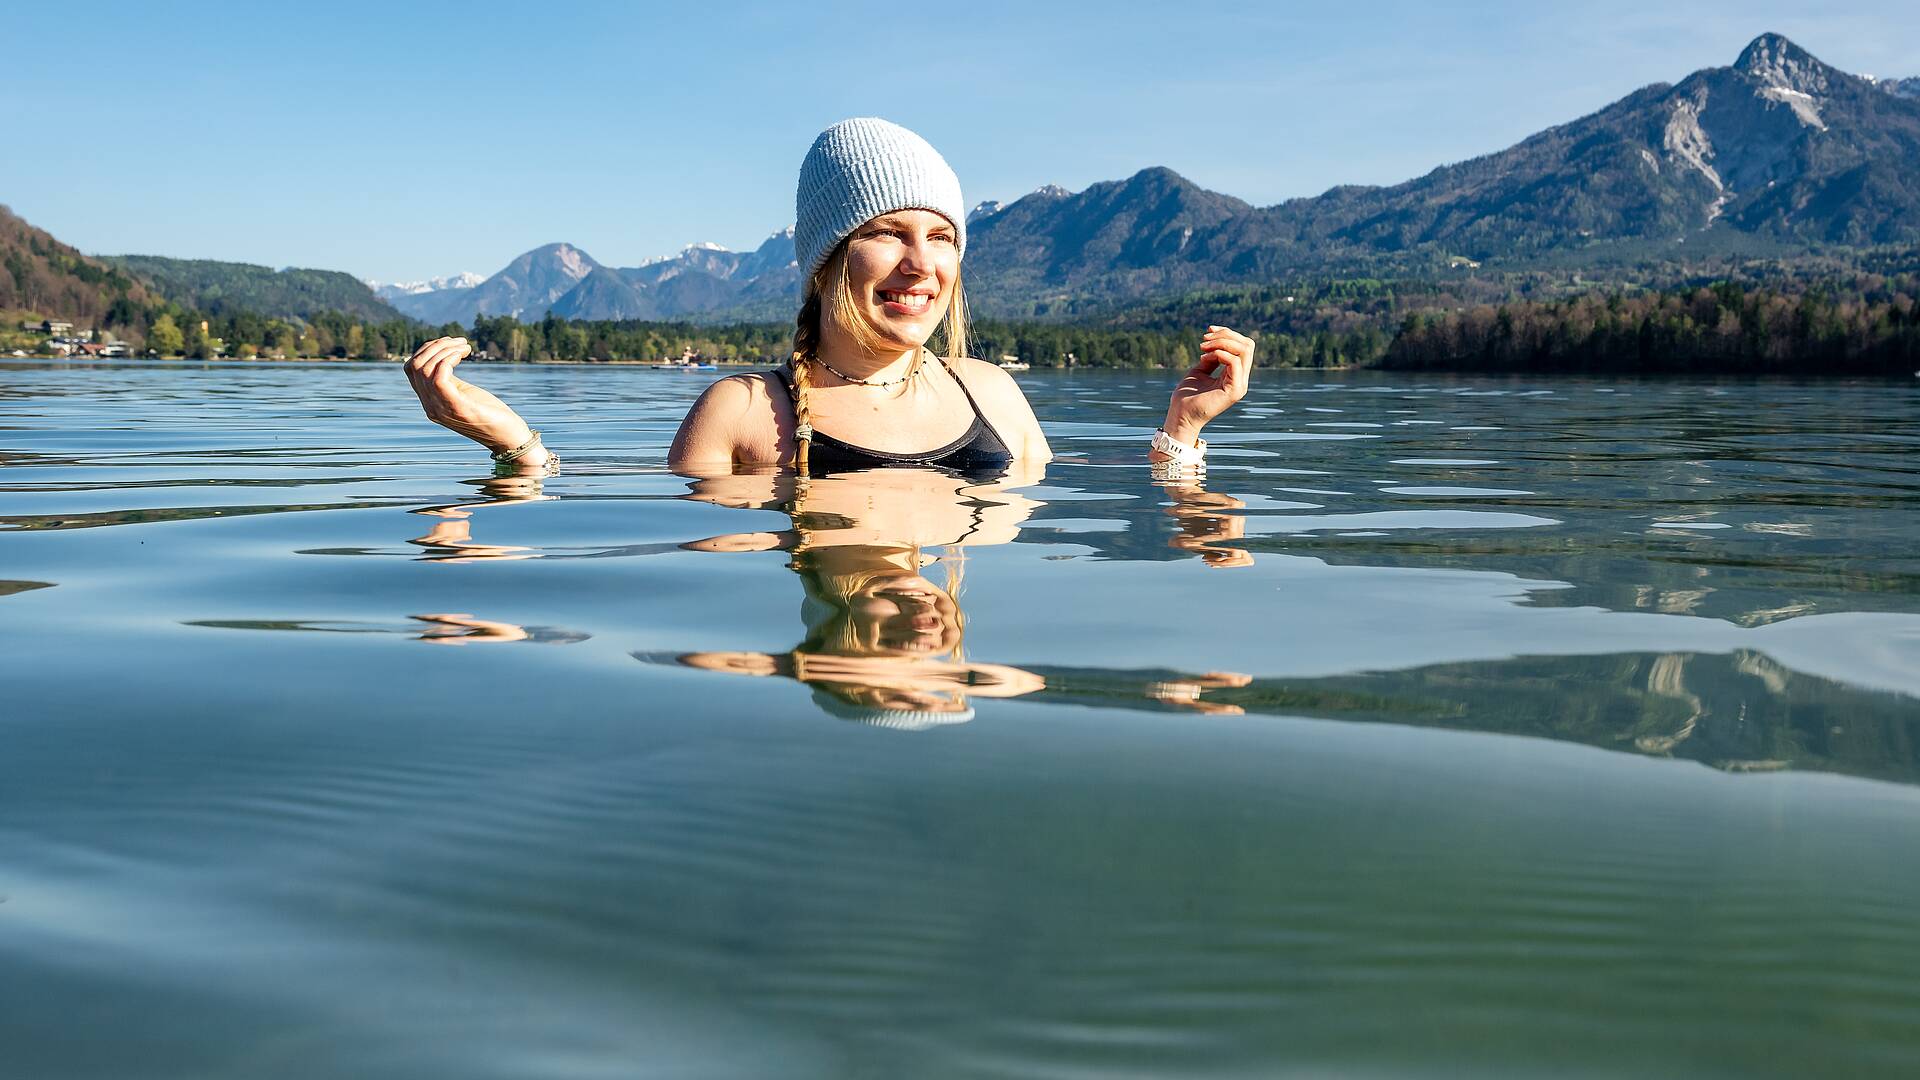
[897,236,938,275]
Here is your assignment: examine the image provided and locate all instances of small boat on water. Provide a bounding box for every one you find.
[998,354,1030,371]
[653,348,717,370]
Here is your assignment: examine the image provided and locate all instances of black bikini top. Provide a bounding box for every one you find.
[771,357,1015,478]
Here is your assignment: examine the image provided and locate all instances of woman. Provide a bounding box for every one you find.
[404,118,1254,474]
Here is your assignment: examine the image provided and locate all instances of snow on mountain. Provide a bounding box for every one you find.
[967,200,1003,223]
[365,272,485,301]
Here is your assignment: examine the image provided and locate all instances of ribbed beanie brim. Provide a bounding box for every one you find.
[794,118,965,281]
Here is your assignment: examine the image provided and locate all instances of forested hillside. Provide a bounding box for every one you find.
[107,255,403,322]
[1,205,153,329]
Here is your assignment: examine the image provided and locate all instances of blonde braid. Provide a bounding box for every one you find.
[941,549,968,666]
[791,290,822,471]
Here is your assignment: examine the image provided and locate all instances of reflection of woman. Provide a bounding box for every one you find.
[661,469,1252,727]
[676,544,1044,730]
[403,118,1253,476]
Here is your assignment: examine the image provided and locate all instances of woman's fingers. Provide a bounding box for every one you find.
[407,336,460,370]
[404,338,481,424]
[422,338,471,382]
[407,337,469,382]
[1199,349,1249,389]
[433,341,472,380]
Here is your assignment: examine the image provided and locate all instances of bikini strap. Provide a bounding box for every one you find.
[770,364,797,400]
[934,355,991,422]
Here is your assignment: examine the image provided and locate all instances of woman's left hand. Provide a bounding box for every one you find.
[1164,325,1255,443]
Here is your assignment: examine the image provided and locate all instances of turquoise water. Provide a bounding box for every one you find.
[3,360,1918,1077]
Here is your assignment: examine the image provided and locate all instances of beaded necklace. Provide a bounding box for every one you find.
[812,348,924,388]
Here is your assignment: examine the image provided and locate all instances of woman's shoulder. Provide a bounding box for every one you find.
[698,369,787,404]
[946,355,1024,394]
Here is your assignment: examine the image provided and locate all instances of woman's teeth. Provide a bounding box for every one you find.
[880,291,931,313]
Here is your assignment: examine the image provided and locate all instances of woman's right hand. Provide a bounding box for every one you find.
[403,337,535,455]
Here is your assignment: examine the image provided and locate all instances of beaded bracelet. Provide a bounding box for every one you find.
[492,430,543,464]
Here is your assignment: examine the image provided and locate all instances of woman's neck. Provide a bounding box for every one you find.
[814,323,921,384]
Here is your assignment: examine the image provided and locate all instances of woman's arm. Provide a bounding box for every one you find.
[404,337,552,472]
[1153,325,1255,460]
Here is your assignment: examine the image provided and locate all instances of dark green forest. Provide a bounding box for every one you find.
[33,275,1920,377]
[1384,279,1920,374]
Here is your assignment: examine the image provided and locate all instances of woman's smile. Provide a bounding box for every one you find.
[878,289,935,315]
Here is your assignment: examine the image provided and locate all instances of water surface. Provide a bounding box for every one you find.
[3,361,1918,1077]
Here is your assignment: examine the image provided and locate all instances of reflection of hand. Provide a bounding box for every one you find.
[1164,484,1253,567]
[410,613,531,644]
[1147,671,1253,714]
[1163,325,1255,443]
[406,474,552,562]
[407,518,537,563]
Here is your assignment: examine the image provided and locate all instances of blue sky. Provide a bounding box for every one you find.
[6,1,1918,282]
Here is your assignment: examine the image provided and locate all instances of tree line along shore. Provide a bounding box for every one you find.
[7,275,1919,375]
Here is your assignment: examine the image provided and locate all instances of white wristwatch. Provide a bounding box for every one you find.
[1151,427,1207,467]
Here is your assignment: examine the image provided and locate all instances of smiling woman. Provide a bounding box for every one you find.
[402,117,1256,477]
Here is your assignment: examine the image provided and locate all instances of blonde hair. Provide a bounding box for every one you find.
[789,238,971,470]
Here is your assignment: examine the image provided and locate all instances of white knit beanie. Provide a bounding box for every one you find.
[794,117,966,280]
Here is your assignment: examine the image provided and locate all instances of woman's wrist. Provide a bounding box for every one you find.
[484,421,535,457]
[490,428,554,473]
[1160,409,1205,448]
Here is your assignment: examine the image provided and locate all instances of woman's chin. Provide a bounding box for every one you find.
[878,329,934,352]
[866,308,943,348]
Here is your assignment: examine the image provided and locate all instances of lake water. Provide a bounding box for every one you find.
[3,360,1918,1078]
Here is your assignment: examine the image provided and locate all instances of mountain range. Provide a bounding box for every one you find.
[375,230,802,325]
[10,33,1916,332]
[371,34,1920,324]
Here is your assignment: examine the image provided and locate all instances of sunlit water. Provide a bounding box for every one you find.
[3,360,1918,1078]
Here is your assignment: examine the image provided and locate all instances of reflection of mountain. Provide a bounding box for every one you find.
[1031,650,1920,785]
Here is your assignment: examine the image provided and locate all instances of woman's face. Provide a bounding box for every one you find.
[849,572,961,654]
[843,209,959,348]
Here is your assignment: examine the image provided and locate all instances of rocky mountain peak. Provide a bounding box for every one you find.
[1735,33,1830,96]
[523,242,597,282]
[1870,75,1920,100]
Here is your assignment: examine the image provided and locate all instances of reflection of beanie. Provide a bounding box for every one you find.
[810,686,976,731]
[794,118,966,280]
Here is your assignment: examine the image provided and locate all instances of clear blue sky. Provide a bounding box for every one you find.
[6,1,1917,282]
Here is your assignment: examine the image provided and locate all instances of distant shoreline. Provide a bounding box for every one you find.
[15,356,1914,380]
